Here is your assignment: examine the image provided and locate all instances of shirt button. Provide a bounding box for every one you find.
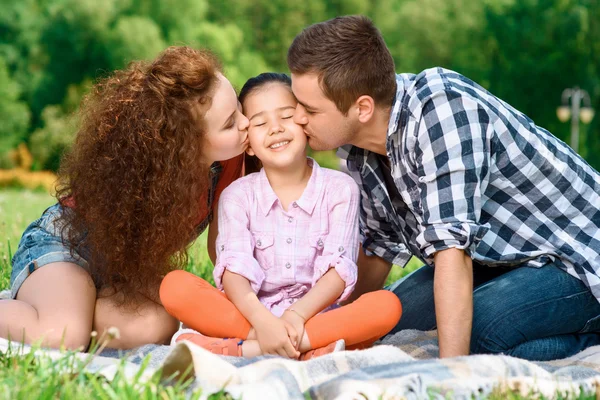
[285,262,291,269]
[220,245,224,251]
[288,217,293,223]
[317,239,324,247]
[338,246,344,252]
[286,238,292,244]
[292,202,298,208]
[256,239,262,247]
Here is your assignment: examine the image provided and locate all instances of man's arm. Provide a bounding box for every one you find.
[434,248,473,358]
[410,90,489,357]
[343,244,392,304]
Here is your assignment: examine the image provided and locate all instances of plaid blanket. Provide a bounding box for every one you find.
[4,329,600,399]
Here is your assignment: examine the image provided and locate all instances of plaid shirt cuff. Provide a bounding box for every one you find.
[363,236,413,267]
[418,222,490,263]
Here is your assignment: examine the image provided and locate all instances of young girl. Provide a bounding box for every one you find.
[160,73,402,359]
[1,47,250,350]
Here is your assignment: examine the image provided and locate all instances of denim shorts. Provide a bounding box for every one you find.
[9,203,90,299]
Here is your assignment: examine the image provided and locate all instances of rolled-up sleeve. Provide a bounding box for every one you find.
[413,90,491,263]
[311,177,360,302]
[213,188,265,293]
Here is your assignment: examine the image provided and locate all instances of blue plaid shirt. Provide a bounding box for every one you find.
[338,68,600,300]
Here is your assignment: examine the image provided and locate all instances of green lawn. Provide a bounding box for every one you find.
[0,189,56,290]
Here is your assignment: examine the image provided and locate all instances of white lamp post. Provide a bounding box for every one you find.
[556,87,595,153]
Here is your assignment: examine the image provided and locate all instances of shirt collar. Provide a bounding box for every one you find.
[255,158,322,216]
[387,74,408,140]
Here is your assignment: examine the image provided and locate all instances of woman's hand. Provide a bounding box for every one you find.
[252,311,300,358]
[281,309,306,350]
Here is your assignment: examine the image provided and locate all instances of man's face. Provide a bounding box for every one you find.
[291,73,357,151]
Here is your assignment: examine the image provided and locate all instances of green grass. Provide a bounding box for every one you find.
[0,189,56,289]
[0,337,216,400]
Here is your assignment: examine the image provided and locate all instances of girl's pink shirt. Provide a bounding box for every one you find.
[213,158,360,317]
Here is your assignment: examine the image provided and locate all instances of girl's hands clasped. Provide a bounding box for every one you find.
[281,309,306,350]
[252,310,300,358]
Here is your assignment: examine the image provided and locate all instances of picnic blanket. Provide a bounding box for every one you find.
[4,329,600,399]
[2,290,600,398]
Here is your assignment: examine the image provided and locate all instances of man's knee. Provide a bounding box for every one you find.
[470,300,515,355]
[387,266,436,333]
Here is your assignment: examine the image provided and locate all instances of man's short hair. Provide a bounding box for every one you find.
[287,15,396,114]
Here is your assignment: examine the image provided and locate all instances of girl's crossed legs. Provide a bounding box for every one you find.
[160,270,402,357]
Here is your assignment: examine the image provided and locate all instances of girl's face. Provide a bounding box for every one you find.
[202,74,249,163]
[243,83,307,169]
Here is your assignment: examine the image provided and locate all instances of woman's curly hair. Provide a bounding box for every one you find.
[55,46,222,307]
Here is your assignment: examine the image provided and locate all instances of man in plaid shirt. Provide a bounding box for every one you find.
[288,15,600,360]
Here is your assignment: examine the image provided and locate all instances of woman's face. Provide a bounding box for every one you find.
[243,83,307,169]
[202,74,249,163]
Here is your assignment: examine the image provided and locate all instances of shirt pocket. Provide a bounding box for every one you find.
[253,233,275,270]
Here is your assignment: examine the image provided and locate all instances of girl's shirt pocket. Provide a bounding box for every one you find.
[252,232,275,270]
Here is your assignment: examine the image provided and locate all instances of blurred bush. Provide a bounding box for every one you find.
[0,168,57,192]
[29,105,77,172]
[0,0,598,173]
[0,144,57,192]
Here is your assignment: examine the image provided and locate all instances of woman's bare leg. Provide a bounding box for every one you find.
[0,262,96,350]
[93,289,179,349]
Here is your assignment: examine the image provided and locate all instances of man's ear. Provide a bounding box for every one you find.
[356,95,375,124]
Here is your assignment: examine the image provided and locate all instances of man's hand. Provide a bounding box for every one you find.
[434,248,473,358]
[281,309,306,350]
[252,310,300,358]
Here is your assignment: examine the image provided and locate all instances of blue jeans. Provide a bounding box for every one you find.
[10,204,90,299]
[387,263,600,361]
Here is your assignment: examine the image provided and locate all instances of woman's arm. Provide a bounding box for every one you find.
[207,203,219,266]
[208,154,245,265]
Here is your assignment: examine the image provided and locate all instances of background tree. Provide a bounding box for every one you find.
[0,0,597,171]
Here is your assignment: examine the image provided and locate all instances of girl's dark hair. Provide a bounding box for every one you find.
[239,72,291,105]
[239,73,292,174]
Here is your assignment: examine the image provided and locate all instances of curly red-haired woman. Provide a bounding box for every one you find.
[0,46,249,350]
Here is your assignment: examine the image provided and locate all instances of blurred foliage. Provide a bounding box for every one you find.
[0,0,598,171]
[29,105,77,171]
[0,168,57,192]
[0,58,30,155]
